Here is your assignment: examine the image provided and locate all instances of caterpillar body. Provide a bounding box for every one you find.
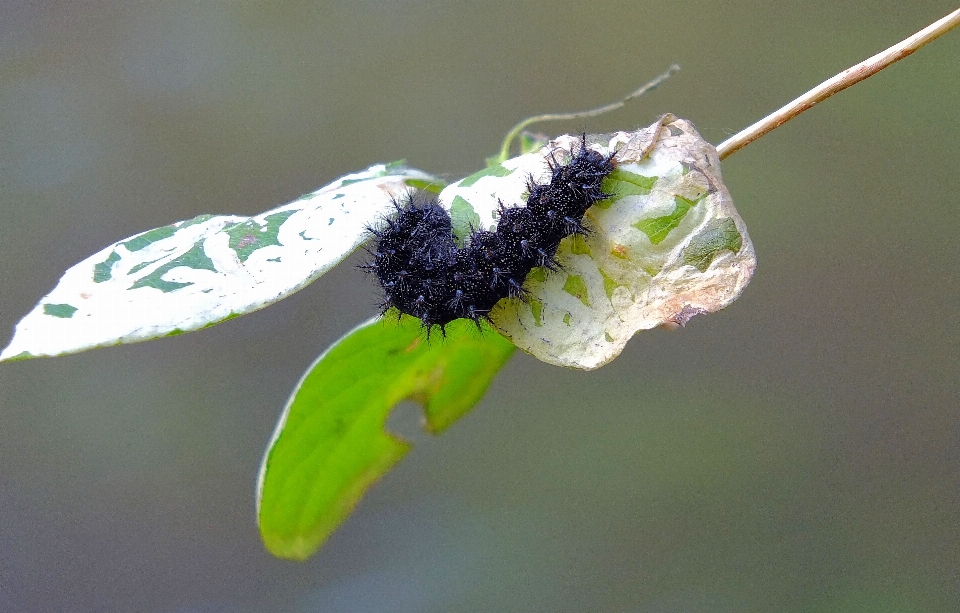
[364,135,617,334]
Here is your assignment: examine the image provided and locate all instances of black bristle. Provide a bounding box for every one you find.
[363,135,616,334]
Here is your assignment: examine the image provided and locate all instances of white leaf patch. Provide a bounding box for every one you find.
[1,163,439,361]
[438,116,756,370]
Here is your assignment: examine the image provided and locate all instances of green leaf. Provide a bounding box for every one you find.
[633,194,701,244]
[449,195,481,244]
[682,217,743,272]
[457,163,514,187]
[224,210,297,263]
[256,315,515,560]
[404,178,446,193]
[129,242,218,292]
[121,224,178,252]
[42,303,78,318]
[597,169,658,209]
[92,250,121,283]
[562,274,591,307]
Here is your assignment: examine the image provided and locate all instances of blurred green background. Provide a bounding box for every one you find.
[2,1,958,611]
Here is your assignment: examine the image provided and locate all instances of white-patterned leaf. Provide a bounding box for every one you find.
[1,163,440,361]
[437,116,756,369]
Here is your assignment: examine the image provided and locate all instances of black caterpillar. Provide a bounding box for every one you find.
[364,135,617,334]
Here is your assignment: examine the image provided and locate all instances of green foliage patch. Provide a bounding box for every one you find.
[257,315,515,559]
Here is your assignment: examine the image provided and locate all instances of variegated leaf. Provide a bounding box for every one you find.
[437,116,756,369]
[1,163,440,361]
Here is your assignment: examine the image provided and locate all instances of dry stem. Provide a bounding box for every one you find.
[716,8,960,160]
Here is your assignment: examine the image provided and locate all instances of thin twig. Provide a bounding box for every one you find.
[493,64,681,164]
[716,7,960,160]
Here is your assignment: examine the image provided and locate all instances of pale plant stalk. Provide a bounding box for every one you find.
[717,7,960,160]
[494,64,681,164]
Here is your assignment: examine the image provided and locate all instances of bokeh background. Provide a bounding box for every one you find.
[2,1,959,611]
